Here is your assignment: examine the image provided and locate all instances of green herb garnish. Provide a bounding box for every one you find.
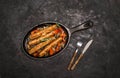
[56,23,60,28]
[40,38,49,42]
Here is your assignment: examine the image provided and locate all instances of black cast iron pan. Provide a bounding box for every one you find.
[22,20,93,59]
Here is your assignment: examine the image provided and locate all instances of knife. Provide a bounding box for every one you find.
[71,39,93,70]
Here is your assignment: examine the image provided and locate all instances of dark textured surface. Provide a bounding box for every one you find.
[0,0,120,78]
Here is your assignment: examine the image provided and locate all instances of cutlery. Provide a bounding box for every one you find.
[71,39,93,70]
[67,41,83,70]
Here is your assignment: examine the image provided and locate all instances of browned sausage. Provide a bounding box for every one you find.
[28,30,56,46]
[39,37,62,57]
[29,25,57,39]
[28,37,56,54]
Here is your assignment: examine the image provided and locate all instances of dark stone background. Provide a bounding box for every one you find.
[0,0,120,78]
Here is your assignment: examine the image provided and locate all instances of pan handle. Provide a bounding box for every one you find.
[70,20,93,34]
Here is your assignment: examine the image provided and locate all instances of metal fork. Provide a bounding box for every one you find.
[71,39,93,70]
[67,41,83,70]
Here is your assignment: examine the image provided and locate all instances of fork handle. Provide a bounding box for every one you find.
[71,53,84,70]
[67,49,78,70]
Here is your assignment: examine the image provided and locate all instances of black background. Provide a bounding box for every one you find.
[0,0,120,78]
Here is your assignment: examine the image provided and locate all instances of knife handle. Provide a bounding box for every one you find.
[71,53,84,70]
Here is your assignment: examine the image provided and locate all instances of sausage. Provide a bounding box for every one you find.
[29,24,57,39]
[39,37,62,57]
[28,37,56,54]
[28,30,56,46]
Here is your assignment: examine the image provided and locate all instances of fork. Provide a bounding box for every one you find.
[67,41,83,70]
[71,39,93,70]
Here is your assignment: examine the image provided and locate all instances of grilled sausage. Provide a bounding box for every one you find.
[28,30,56,46]
[39,37,62,57]
[28,37,56,54]
[29,25,57,39]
